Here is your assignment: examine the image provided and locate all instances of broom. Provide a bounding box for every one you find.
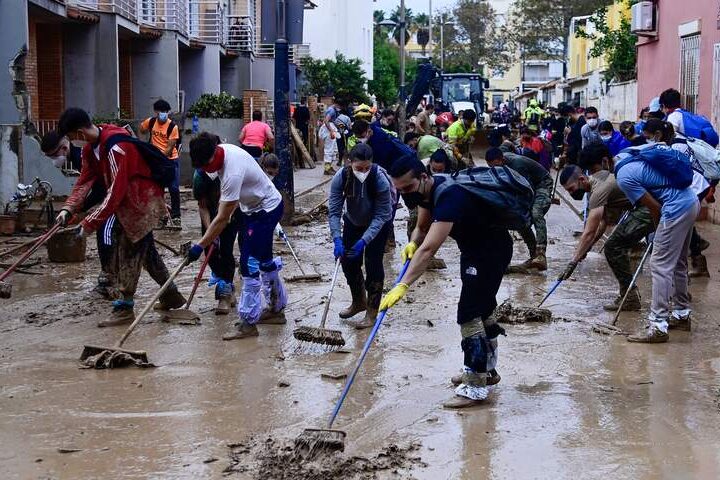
[277,226,321,282]
[162,243,215,323]
[293,257,345,347]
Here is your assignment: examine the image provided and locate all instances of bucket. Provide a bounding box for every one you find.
[46,229,87,263]
[0,215,17,235]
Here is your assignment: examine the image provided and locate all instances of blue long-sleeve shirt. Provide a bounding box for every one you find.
[367,122,416,171]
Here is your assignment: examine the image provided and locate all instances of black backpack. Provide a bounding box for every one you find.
[104,134,177,188]
[148,117,183,152]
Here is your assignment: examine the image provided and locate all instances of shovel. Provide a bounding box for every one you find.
[293,257,345,347]
[296,260,411,453]
[162,244,215,324]
[277,226,321,282]
[80,259,189,365]
[0,222,63,298]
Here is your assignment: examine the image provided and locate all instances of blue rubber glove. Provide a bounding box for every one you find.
[187,243,204,263]
[333,237,345,259]
[346,239,366,260]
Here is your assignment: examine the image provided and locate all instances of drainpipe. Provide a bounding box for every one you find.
[274,0,293,220]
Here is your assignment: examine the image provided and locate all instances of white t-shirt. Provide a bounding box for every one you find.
[216,144,282,214]
[319,123,338,152]
[667,110,686,138]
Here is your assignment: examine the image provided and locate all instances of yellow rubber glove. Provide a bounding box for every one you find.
[401,241,418,263]
[379,283,409,311]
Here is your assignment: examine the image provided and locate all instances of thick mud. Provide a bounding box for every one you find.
[3,165,720,478]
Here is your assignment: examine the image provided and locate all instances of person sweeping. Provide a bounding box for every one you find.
[187,133,287,340]
[329,143,394,329]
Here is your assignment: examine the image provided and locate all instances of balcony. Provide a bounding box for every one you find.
[138,1,188,36]
[67,0,137,22]
[188,0,223,44]
[225,15,255,53]
[255,43,311,65]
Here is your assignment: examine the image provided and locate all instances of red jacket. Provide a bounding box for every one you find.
[63,125,165,242]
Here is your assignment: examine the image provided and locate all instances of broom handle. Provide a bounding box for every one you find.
[537,278,562,308]
[318,257,341,329]
[184,243,215,310]
[281,231,306,275]
[0,222,62,282]
[612,241,652,326]
[116,259,188,348]
[327,259,411,429]
[599,210,629,254]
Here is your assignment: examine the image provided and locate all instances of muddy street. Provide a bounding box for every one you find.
[2,169,720,480]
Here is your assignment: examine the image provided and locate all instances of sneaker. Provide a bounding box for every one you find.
[602,288,641,312]
[668,311,692,331]
[99,301,135,327]
[257,309,287,324]
[215,297,232,315]
[627,324,669,343]
[222,321,259,340]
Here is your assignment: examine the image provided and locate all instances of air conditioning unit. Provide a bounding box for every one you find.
[631,1,655,34]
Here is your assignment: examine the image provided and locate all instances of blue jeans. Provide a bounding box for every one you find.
[169,160,180,218]
[238,201,284,278]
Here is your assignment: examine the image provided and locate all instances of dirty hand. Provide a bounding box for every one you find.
[401,241,418,263]
[187,244,204,263]
[333,237,344,259]
[55,209,71,226]
[346,239,366,260]
[379,283,409,311]
[557,261,578,281]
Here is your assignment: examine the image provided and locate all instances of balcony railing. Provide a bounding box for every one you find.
[67,0,137,22]
[256,43,311,64]
[188,0,223,43]
[138,1,188,36]
[225,15,255,53]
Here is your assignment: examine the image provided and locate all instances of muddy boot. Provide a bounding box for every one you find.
[427,256,447,270]
[688,254,710,278]
[451,369,501,386]
[506,258,532,274]
[216,297,232,315]
[153,287,186,311]
[668,309,692,331]
[339,274,367,319]
[443,370,491,409]
[627,321,669,343]
[528,246,547,271]
[98,300,135,327]
[257,309,287,324]
[602,287,641,312]
[222,320,259,340]
[215,280,233,315]
[347,282,381,329]
[259,260,288,324]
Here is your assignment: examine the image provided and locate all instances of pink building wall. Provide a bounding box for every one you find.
[636,0,720,119]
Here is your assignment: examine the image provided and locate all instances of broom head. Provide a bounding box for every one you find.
[295,428,346,453]
[80,344,149,363]
[293,326,345,347]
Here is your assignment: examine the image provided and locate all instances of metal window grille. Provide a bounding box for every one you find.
[679,34,701,114]
[712,43,720,133]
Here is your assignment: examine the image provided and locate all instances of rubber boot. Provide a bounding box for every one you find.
[528,246,547,271]
[347,281,382,329]
[688,254,710,278]
[339,273,367,319]
[222,320,259,340]
[603,287,641,312]
[98,300,135,327]
[153,286,186,311]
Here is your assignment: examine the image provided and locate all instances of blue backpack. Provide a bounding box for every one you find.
[432,166,534,230]
[678,109,719,147]
[614,144,693,190]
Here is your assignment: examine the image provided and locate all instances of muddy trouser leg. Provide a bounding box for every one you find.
[116,228,155,303]
[689,227,704,256]
[341,220,366,294]
[210,210,242,298]
[604,207,654,293]
[649,202,699,329]
[518,226,537,257]
[239,202,285,322]
[456,231,512,399]
[141,230,183,304]
[168,161,181,218]
[407,207,418,242]
[532,184,552,249]
[363,222,391,309]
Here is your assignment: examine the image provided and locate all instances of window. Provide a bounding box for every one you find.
[679,34,701,113]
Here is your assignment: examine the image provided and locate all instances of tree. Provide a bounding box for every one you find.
[576,1,638,82]
[374,9,386,37]
[301,54,369,105]
[390,5,414,46]
[415,13,430,55]
[504,0,614,65]
[368,35,419,106]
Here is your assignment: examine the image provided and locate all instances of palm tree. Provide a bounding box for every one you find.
[390,5,414,46]
[415,13,430,55]
[373,9,386,37]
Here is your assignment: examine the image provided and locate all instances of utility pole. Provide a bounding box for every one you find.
[428,0,432,57]
[274,0,293,221]
[398,0,406,136]
[440,13,444,70]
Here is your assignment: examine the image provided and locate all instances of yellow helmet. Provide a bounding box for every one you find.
[354,103,373,121]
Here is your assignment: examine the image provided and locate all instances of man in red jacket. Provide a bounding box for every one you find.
[57,108,185,326]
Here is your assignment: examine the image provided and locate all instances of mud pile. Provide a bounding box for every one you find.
[495,299,553,324]
[224,436,426,479]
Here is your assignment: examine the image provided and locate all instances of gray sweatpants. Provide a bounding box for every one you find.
[649,201,700,323]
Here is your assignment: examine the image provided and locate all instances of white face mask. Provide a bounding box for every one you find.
[51,156,66,168]
[586,118,598,128]
[600,135,612,142]
[206,171,219,181]
[646,138,657,145]
[71,140,87,148]
[353,169,370,183]
[358,137,368,144]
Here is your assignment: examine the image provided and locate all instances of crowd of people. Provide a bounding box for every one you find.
[37,85,719,407]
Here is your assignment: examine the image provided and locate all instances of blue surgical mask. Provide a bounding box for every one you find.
[158,112,169,122]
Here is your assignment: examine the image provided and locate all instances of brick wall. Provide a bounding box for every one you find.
[26,19,39,121]
[118,41,133,117]
[243,89,268,123]
[36,24,64,119]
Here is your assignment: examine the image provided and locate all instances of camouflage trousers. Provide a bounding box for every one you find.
[604,206,655,291]
[518,185,552,255]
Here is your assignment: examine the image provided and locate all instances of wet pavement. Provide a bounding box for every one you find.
[3,164,720,479]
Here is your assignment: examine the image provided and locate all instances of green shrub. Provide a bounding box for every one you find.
[188,92,243,118]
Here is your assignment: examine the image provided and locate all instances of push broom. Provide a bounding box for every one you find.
[162,244,215,324]
[277,226,321,282]
[296,260,411,452]
[293,257,345,347]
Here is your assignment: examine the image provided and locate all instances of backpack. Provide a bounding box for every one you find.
[148,117,183,152]
[678,109,719,148]
[432,166,534,230]
[104,134,177,188]
[341,164,398,207]
[684,137,720,181]
[614,144,693,190]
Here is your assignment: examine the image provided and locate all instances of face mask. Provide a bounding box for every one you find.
[51,156,66,168]
[646,139,657,145]
[353,170,370,183]
[358,137,368,144]
[402,179,426,209]
[600,135,612,142]
[570,188,586,201]
[158,112,169,122]
[71,140,87,148]
[586,118,598,128]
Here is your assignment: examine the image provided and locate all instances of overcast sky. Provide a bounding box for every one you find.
[372,0,456,16]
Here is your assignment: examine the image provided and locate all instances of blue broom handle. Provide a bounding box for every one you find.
[327,259,411,428]
[537,279,562,307]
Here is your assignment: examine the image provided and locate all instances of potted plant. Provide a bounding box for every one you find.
[188,92,244,145]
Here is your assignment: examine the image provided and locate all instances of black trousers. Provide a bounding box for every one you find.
[341,220,391,291]
[201,210,243,283]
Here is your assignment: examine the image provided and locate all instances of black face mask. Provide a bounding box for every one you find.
[402,179,427,209]
[570,188,586,201]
